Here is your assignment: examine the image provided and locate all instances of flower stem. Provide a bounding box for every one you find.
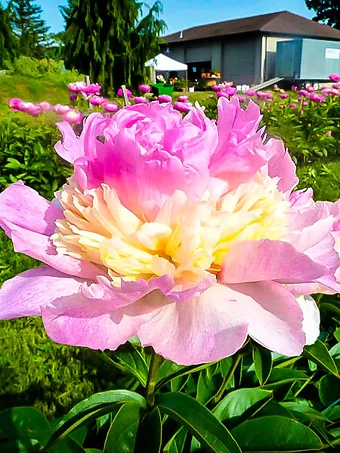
[210,353,242,406]
[145,350,163,408]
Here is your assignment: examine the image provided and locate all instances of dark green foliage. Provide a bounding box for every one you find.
[0,116,72,199]
[8,0,49,58]
[0,2,16,67]
[306,0,340,29]
[63,0,166,92]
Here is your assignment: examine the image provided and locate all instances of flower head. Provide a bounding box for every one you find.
[37,102,52,112]
[134,96,149,104]
[103,102,119,113]
[329,74,340,82]
[177,95,189,102]
[62,109,83,124]
[173,101,192,112]
[245,88,256,96]
[309,93,325,103]
[89,96,106,106]
[158,94,172,103]
[0,97,338,365]
[117,88,133,98]
[280,93,289,99]
[139,84,151,93]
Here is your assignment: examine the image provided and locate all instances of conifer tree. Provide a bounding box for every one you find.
[0,2,16,67]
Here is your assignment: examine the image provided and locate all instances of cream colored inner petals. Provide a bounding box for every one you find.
[51,174,289,285]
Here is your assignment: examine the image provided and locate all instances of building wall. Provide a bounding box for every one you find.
[300,38,340,79]
[264,36,292,80]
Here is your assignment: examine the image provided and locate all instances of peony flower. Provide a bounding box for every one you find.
[237,96,247,103]
[1,98,339,366]
[54,104,71,115]
[292,85,297,91]
[158,94,172,103]
[117,88,133,98]
[309,93,325,103]
[37,102,52,112]
[173,101,192,112]
[82,84,101,95]
[302,101,309,106]
[326,130,332,137]
[103,102,119,113]
[89,96,106,106]
[133,96,149,104]
[280,93,289,99]
[298,90,309,97]
[61,109,83,124]
[8,98,24,111]
[212,85,222,92]
[329,74,340,82]
[290,103,297,109]
[177,95,189,102]
[306,85,315,93]
[21,102,41,116]
[69,93,78,101]
[139,85,151,93]
[245,88,256,96]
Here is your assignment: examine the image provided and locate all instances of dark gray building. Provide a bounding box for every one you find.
[162,11,340,85]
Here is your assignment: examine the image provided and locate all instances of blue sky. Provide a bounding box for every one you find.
[35,0,315,34]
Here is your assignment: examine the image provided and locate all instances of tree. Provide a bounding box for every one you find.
[59,0,77,24]
[0,2,16,67]
[9,0,49,58]
[63,0,166,92]
[305,0,340,30]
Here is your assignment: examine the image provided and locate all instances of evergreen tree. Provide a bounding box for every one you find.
[0,2,16,67]
[9,0,49,58]
[63,0,166,92]
[305,0,340,30]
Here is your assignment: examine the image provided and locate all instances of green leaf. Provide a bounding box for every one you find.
[318,374,340,406]
[0,406,50,449]
[254,401,294,418]
[135,407,162,453]
[213,388,272,422]
[110,345,149,387]
[303,339,339,376]
[322,405,340,421]
[47,390,146,448]
[85,450,103,452]
[156,392,241,453]
[281,401,328,423]
[196,369,219,405]
[163,427,187,453]
[103,403,141,453]
[252,344,273,385]
[334,328,340,343]
[156,362,216,390]
[231,416,323,451]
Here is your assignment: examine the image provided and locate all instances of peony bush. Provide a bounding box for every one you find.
[1,91,340,452]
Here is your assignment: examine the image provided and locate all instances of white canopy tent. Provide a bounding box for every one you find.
[145,53,188,83]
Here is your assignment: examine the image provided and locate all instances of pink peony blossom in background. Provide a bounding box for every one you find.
[68,81,87,92]
[69,93,78,101]
[290,103,297,109]
[61,109,83,124]
[329,74,340,82]
[237,95,247,103]
[103,102,119,113]
[138,85,151,93]
[37,102,52,112]
[8,98,24,111]
[1,97,339,365]
[310,93,326,103]
[177,95,189,102]
[89,96,106,106]
[82,83,101,95]
[292,85,297,90]
[245,88,256,96]
[117,88,133,98]
[173,101,192,112]
[54,104,71,114]
[212,85,222,92]
[298,90,309,96]
[280,93,289,99]
[302,101,309,106]
[326,130,332,137]
[158,94,172,103]
[306,86,315,93]
[134,96,149,104]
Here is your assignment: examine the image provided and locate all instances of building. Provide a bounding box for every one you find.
[162,11,340,86]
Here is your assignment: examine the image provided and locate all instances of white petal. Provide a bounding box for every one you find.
[297,295,320,345]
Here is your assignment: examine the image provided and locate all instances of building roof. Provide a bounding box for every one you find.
[163,11,340,44]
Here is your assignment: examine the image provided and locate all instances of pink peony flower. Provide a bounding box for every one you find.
[237,95,247,103]
[8,98,24,111]
[68,81,87,92]
[117,88,133,99]
[158,94,172,103]
[212,85,222,92]
[299,109,304,115]
[245,88,256,96]
[37,102,52,112]
[298,90,309,97]
[217,91,229,99]
[302,101,309,106]
[89,96,106,106]
[21,102,41,116]
[326,130,332,137]
[177,95,189,102]
[290,103,297,109]
[292,85,297,91]
[280,93,289,99]
[173,101,193,112]
[69,93,78,101]
[333,83,340,89]
[310,93,325,103]
[54,104,71,114]
[82,83,101,95]
[103,102,119,113]
[61,109,83,124]
[306,85,315,93]
[133,96,149,104]
[1,98,339,365]
[139,84,151,93]
[225,86,237,96]
[329,74,340,82]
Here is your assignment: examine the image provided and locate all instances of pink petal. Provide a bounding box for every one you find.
[227,281,306,355]
[265,138,298,192]
[221,239,327,284]
[138,284,248,365]
[0,182,100,279]
[0,266,83,319]
[41,289,167,350]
